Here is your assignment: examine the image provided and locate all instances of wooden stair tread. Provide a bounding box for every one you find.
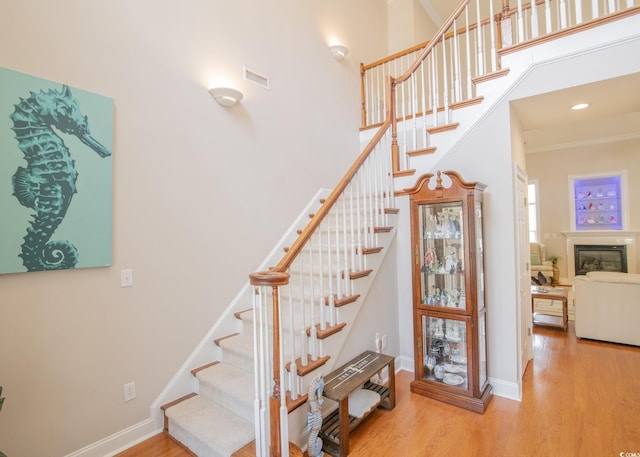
[393,168,416,178]
[160,392,198,433]
[286,391,308,413]
[362,246,383,254]
[213,333,240,346]
[234,308,252,320]
[190,361,219,377]
[385,208,400,214]
[472,67,510,84]
[161,392,198,412]
[427,122,459,134]
[407,146,437,157]
[450,95,484,110]
[374,226,393,233]
[306,322,347,339]
[349,269,373,280]
[324,293,360,307]
[286,354,331,376]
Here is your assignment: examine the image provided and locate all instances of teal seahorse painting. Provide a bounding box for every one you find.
[1,67,113,274]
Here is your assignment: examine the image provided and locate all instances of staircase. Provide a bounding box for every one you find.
[155,1,640,456]
[160,163,399,456]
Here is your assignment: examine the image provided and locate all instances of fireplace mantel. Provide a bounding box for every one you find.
[563,231,638,283]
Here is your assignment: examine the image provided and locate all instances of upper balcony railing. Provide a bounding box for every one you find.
[362,0,639,132]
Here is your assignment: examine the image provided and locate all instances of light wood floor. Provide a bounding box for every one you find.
[118,323,640,456]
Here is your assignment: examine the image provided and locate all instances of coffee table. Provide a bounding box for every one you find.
[531,286,569,331]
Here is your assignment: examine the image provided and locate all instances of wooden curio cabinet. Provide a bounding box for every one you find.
[406,171,492,413]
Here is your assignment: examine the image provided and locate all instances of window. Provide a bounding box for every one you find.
[528,182,539,242]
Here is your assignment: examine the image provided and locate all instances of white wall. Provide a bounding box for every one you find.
[0,1,388,455]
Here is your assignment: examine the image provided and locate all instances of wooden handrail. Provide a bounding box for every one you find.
[362,7,494,73]
[362,0,623,75]
[250,118,393,281]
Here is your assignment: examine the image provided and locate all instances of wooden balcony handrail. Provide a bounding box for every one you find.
[395,0,471,85]
[361,0,550,74]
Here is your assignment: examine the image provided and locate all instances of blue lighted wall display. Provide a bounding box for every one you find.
[573,175,622,231]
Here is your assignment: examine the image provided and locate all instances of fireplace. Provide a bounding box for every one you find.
[574,244,627,276]
[563,231,637,283]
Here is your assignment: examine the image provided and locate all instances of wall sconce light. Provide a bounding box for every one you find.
[208,87,243,107]
[330,45,349,61]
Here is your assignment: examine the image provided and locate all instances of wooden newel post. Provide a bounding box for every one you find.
[249,271,290,457]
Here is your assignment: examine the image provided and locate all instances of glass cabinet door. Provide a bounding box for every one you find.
[419,202,466,311]
[421,315,469,390]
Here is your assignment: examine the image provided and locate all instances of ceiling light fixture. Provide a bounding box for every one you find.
[209,87,243,107]
[571,103,589,110]
[330,44,349,61]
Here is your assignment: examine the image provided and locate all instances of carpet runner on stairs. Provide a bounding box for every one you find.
[165,394,254,457]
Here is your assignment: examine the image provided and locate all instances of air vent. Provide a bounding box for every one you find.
[244,66,270,90]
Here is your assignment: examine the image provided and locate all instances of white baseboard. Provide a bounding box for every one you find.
[488,377,521,401]
[396,355,415,373]
[63,418,161,457]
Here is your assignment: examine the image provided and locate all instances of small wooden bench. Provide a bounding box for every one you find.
[320,351,396,456]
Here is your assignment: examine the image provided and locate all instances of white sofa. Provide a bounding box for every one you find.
[574,271,640,346]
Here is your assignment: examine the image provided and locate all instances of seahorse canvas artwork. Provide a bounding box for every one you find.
[0,67,113,274]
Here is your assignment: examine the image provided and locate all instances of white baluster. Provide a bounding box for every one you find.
[289,361,297,400]
[326,211,333,320]
[488,1,497,72]
[356,173,363,272]
[545,0,552,34]
[349,181,356,274]
[530,0,539,38]
[441,36,450,125]
[329,294,336,327]
[288,284,295,370]
[300,329,307,367]
[420,59,428,149]
[591,0,599,18]
[559,0,568,28]
[431,50,439,127]
[475,0,485,75]
[453,18,461,102]
[465,5,472,99]
[310,325,317,361]
[298,263,307,367]
[517,0,525,43]
[342,195,349,297]
[607,0,616,14]
[318,223,325,331]
[575,0,583,23]
[319,293,325,331]
[412,74,417,151]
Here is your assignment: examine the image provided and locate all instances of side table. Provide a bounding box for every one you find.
[531,286,569,331]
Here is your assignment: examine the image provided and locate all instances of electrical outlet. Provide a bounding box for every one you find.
[123,381,136,402]
[121,269,133,287]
